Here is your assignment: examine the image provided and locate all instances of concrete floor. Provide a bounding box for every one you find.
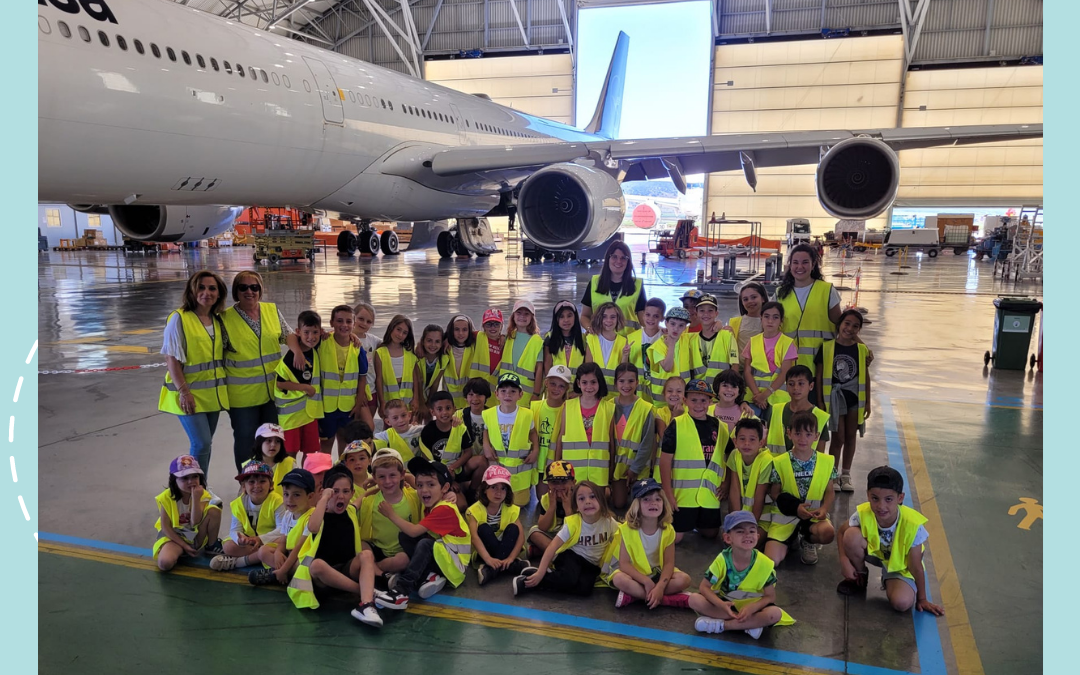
[38,235,1043,675]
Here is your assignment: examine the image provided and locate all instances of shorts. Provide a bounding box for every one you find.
[771,518,815,546]
[318,410,352,439]
[672,507,723,533]
[866,554,918,593]
[372,547,387,563]
[284,420,320,456]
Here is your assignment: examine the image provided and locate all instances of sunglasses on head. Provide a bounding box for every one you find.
[237,283,261,293]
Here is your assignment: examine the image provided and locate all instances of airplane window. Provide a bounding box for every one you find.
[134,39,144,55]
[303,80,310,92]
[249,66,256,79]
[98,31,109,47]
[166,47,176,62]
[78,26,90,42]
[283,75,291,88]
[182,51,192,66]
[260,69,268,83]
[210,57,218,71]
[271,72,279,85]
[196,54,205,68]
[151,43,161,58]
[117,35,127,51]
[224,60,232,74]
[58,21,70,38]
[39,17,50,34]
[380,99,386,108]
[388,101,393,110]
[237,64,245,78]
[348,91,354,102]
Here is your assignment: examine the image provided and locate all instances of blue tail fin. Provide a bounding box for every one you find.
[583,31,629,140]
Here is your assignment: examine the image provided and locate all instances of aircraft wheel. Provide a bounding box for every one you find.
[380,230,400,255]
[437,231,454,259]
[453,235,471,257]
[337,231,357,256]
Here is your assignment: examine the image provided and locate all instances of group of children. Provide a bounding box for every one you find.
[153,287,944,636]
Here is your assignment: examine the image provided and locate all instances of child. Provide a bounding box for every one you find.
[373,399,425,462]
[251,422,295,497]
[528,460,575,556]
[725,418,775,536]
[248,468,316,586]
[681,289,704,333]
[457,378,493,495]
[542,300,588,381]
[318,305,376,455]
[444,315,477,409]
[375,458,473,609]
[351,302,381,420]
[764,365,830,456]
[743,302,796,414]
[419,391,473,465]
[658,379,728,543]
[554,363,613,489]
[499,300,545,405]
[467,465,530,585]
[728,282,768,366]
[647,307,704,403]
[689,511,795,638]
[691,294,739,385]
[153,455,223,572]
[759,410,837,566]
[482,373,539,507]
[274,310,325,457]
[815,309,872,492]
[585,301,628,396]
[286,465,383,628]
[530,365,571,497]
[416,324,449,413]
[340,440,374,493]
[359,448,422,576]
[374,314,426,423]
[836,467,944,616]
[610,363,657,509]
[513,480,618,597]
[470,308,506,401]
[711,370,755,435]
[603,478,692,609]
[651,376,686,480]
[211,461,284,571]
[303,452,333,491]
[626,298,665,402]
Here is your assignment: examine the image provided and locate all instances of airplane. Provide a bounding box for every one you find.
[38,0,1043,258]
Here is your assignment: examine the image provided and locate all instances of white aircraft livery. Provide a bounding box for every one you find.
[38,0,1043,254]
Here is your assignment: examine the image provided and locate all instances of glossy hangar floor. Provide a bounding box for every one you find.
[38,235,1043,675]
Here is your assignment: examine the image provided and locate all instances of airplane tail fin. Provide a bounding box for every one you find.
[583,31,629,140]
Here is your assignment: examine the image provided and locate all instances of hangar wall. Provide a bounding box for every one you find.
[425,54,575,124]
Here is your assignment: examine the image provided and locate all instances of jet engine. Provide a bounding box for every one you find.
[517,163,625,250]
[815,138,900,220]
[108,205,244,242]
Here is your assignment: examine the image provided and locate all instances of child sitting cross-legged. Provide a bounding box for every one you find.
[358,448,422,583]
[211,461,283,572]
[248,468,316,587]
[153,455,223,572]
[467,465,530,586]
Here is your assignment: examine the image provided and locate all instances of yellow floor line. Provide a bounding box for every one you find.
[895,401,985,675]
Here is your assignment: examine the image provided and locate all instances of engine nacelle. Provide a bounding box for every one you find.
[517,163,625,250]
[816,138,900,220]
[108,204,243,242]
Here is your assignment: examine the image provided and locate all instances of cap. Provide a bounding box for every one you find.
[546,365,573,384]
[665,307,691,323]
[340,440,373,458]
[684,379,716,398]
[630,477,663,502]
[866,466,904,493]
[254,422,285,441]
[482,308,504,325]
[279,468,316,493]
[482,464,512,487]
[681,289,705,301]
[303,452,334,474]
[545,460,575,482]
[406,456,452,486]
[696,294,718,309]
[235,461,274,482]
[169,454,204,478]
[372,447,403,463]
[497,372,522,389]
[553,300,577,315]
[512,299,535,316]
[724,510,758,531]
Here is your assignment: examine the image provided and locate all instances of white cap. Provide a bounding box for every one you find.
[372,447,403,463]
[546,365,573,384]
[512,299,535,315]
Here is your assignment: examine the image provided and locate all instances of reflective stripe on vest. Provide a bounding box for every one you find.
[221,303,282,408]
[159,310,230,415]
[668,413,727,509]
[857,502,928,581]
[445,345,476,408]
[585,333,628,391]
[765,403,830,455]
[482,406,535,492]
[317,338,363,414]
[693,329,738,383]
[561,398,614,487]
[430,412,468,467]
[613,398,652,479]
[431,500,472,586]
[589,275,643,335]
[376,346,417,401]
[287,505,362,609]
[748,332,795,407]
[769,451,835,540]
[498,333,544,401]
[779,281,836,367]
[229,492,282,540]
[273,350,323,430]
[646,334,703,401]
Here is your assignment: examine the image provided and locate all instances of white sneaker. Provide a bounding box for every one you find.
[210,555,237,571]
[373,589,409,611]
[418,573,446,599]
[800,537,819,565]
[695,617,725,634]
[839,474,855,492]
[744,627,763,639]
[833,478,843,492]
[350,603,384,627]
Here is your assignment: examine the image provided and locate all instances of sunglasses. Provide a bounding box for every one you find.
[237,283,261,293]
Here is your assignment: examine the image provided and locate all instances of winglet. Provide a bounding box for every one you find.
[583,31,629,139]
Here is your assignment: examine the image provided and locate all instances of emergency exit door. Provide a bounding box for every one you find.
[303,57,344,125]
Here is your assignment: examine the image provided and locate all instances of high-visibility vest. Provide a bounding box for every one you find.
[499,332,545,403]
[270,457,296,498]
[764,403,830,455]
[858,503,928,582]
[668,413,728,509]
[778,280,836,369]
[418,418,467,466]
[444,344,476,409]
[821,340,869,425]
[221,303,282,408]
[374,428,428,463]
[549,336,586,377]
[420,353,450,400]
[227,492,283,542]
[589,274,643,334]
[601,521,675,581]
[645,334,704,402]
[317,338,362,414]
[482,406,535,493]
[626,329,661,402]
[288,505,362,609]
[706,550,795,625]
[273,350,323,431]
[585,333,627,396]
[466,501,523,562]
[159,310,230,414]
[556,513,617,587]
[561,398,614,487]
[691,327,739,385]
[358,487,422,542]
[284,508,313,551]
[768,451,835,541]
[650,405,679,481]
[430,500,472,587]
[152,488,222,559]
[470,333,503,405]
[728,450,778,532]
[375,346,417,404]
[747,333,795,406]
[612,398,654,481]
[530,399,564,482]
[537,492,566,533]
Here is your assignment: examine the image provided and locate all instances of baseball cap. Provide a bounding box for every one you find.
[630,477,663,502]
[497,372,522,389]
[482,308,503,325]
[723,510,758,532]
[406,456,452,486]
[665,307,691,323]
[553,300,577,315]
[254,422,285,441]
[236,461,274,482]
[482,464,512,487]
[684,379,716,398]
[279,468,316,493]
[169,454,204,478]
[696,294,718,309]
[340,440,373,458]
[681,289,705,301]
[303,452,334,474]
[866,466,904,493]
[512,299,535,316]
[546,365,572,384]
[372,447,403,463]
[546,460,575,482]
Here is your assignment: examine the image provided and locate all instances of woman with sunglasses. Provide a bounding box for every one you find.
[220,271,307,473]
[579,241,645,337]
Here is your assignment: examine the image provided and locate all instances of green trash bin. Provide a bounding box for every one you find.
[986,296,1042,370]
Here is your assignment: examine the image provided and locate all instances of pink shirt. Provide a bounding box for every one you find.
[741,333,797,373]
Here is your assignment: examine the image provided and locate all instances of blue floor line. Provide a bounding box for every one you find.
[881,400,949,675]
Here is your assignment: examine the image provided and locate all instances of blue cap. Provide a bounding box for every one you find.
[630,477,663,502]
[279,468,316,493]
[723,510,758,532]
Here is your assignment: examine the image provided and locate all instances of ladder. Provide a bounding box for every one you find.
[1009,205,1043,281]
[504,211,521,260]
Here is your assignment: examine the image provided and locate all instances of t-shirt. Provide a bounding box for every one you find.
[229,494,268,542]
[661,415,721,463]
[369,494,415,555]
[487,336,504,374]
[557,516,617,566]
[712,404,742,433]
[424,358,440,386]
[815,342,862,407]
[580,402,599,443]
[581,279,647,311]
[374,425,424,455]
[496,407,517,449]
[485,509,502,527]
[598,335,615,364]
[275,506,308,547]
[698,331,717,362]
[315,510,356,567]
[334,339,350,376]
[769,451,838,500]
[276,347,316,385]
[793,284,842,311]
[419,503,466,537]
[419,420,474,462]
[639,527,663,573]
[778,405,829,451]
[705,548,775,595]
[538,493,568,532]
[741,334,797,372]
[358,334,381,392]
[510,332,532,367]
[462,408,486,455]
[726,451,773,491]
[734,316,763,360]
[848,511,929,559]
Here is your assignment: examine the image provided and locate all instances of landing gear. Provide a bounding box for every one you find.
[380,230,400,255]
[337,230,358,255]
[437,231,455,259]
[436,217,498,258]
[358,230,380,255]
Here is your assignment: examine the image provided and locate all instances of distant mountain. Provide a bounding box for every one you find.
[622,180,680,199]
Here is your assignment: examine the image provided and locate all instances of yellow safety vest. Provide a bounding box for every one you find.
[482,406,535,493]
[728,449,778,532]
[668,413,728,509]
[585,333,628,396]
[287,505,362,609]
[765,403,830,455]
[768,451,835,541]
[152,488,221,558]
[706,550,795,624]
[561,398,614,487]
[821,340,869,425]
[589,275,643,334]
[858,503,928,582]
[691,327,739,385]
[358,487,423,542]
[499,332,545,403]
[273,350,324,431]
[374,428,428,463]
[430,500,472,587]
[556,514,617,587]
[602,522,675,581]
[778,280,836,369]
[650,405,678,481]
[227,492,283,541]
[444,344,476,409]
[317,338,363,414]
[537,492,566,533]
[285,508,313,551]
[549,336,586,377]
[159,310,230,414]
[420,353,450,400]
[221,303,282,408]
[375,346,418,404]
[646,334,704,403]
[748,333,795,406]
[530,399,564,482]
[466,501,523,563]
[270,457,296,498]
[418,418,467,466]
[626,329,662,402]
[612,398,654,480]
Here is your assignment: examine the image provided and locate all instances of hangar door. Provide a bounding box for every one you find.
[426,54,575,124]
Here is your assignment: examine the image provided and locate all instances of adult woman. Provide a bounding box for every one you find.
[774,244,842,371]
[220,271,305,473]
[579,241,645,336]
[159,271,231,478]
